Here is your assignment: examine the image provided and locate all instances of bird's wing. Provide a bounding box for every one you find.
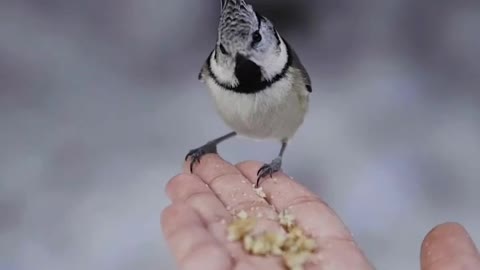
[287,41,312,93]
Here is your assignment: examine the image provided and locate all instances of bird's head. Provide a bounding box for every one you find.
[216,0,286,81]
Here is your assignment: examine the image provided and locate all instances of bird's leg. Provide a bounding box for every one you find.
[256,140,288,187]
[185,132,237,173]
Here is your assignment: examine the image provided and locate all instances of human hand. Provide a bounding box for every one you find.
[161,154,480,270]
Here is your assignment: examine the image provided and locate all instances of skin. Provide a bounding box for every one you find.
[162,154,480,270]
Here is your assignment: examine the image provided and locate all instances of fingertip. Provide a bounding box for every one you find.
[236,160,286,182]
[421,222,480,270]
[160,203,233,268]
[166,173,200,201]
[422,222,474,250]
[186,154,240,184]
[236,160,263,171]
[161,203,177,225]
[161,203,188,234]
[423,222,467,241]
[180,243,233,270]
[160,204,173,227]
[183,154,231,174]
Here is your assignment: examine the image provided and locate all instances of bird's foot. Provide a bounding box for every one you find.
[256,157,282,187]
[185,143,217,173]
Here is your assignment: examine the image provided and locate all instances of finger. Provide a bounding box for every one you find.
[183,155,283,234]
[183,154,285,267]
[166,173,248,258]
[167,172,283,268]
[166,173,231,230]
[236,161,351,238]
[161,203,233,270]
[237,161,374,270]
[421,222,480,270]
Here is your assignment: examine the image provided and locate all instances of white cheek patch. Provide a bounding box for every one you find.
[209,51,238,85]
[256,39,288,80]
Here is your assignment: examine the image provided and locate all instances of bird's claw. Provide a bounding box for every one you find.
[185,143,217,173]
[256,157,282,187]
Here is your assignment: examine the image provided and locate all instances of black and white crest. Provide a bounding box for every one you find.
[221,0,245,11]
[218,0,258,51]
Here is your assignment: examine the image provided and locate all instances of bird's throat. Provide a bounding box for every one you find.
[207,43,292,95]
[234,54,263,94]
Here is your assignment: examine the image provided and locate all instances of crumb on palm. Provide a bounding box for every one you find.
[279,209,295,228]
[227,207,316,270]
[227,211,256,241]
[283,225,317,253]
[282,225,317,270]
[244,231,286,256]
[253,185,267,198]
[237,210,248,219]
[283,251,313,270]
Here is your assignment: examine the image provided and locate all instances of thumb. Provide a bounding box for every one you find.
[420,222,480,270]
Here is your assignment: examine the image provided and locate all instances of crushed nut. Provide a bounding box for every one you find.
[283,251,312,270]
[265,232,287,256]
[243,234,254,250]
[227,208,316,270]
[253,185,267,198]
[227,214,256,241]
[283,225,317,254]
[236,210,248,219]
[279,209,295,228]
[243,231,286,256]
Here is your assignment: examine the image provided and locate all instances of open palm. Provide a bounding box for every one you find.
[162,154,480,270]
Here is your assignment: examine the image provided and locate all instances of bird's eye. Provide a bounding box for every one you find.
[252,31,262,44]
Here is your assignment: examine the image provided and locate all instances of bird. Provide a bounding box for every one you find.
[185,0,311,187]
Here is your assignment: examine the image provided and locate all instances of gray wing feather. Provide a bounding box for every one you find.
[289,44,312,92]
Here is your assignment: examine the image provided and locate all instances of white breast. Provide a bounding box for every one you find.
[205,71,309,141]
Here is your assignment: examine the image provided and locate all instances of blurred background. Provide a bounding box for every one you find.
[1,0,479,269]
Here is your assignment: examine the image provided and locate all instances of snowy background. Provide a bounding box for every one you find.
[1,1,479,270]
